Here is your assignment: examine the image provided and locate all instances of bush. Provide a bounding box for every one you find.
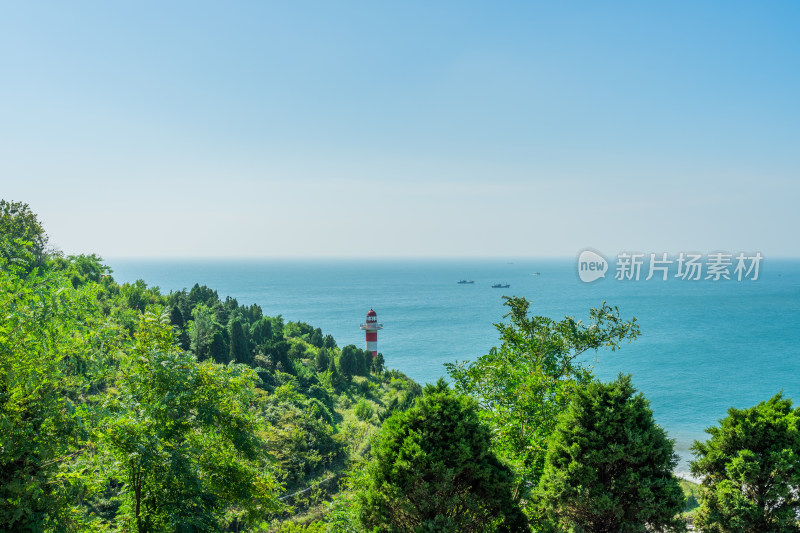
[354,399,374,421]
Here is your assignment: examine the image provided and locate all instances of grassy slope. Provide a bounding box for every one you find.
[679,478,701,516]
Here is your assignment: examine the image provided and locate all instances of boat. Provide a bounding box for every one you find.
[491,283,510,288]
[457,280,475,284]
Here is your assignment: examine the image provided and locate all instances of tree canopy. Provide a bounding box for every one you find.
[1,199,430,531]
[339,345,359,379]
[358,379,529,533]
[0,200,50,269]
[446,296,640,505]
[691,393,800,533]
[539,375,685,533]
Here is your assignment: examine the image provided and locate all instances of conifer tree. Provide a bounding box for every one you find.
[315,347,330,372]
[372,352,385,374]
[361,348,372,376]
[691,393,800,533]
[358,380,529,532]
[328,355,342,387]
[229,319,250,365]
[339,345,358,379]
[208,331,227,363]
[539,375,684,532]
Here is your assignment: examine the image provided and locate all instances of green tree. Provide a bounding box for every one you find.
[288,341,307,362]
[0,199,49,265]
[121,279,153,313]
[315,347,330,372]
[188,303,219,361]
[212,300,229,327]
[358,380,529,533]
[209,330,228,363]
[339,345,358,380]
[308,327,323,348]
[265,338,292,374]
[187,283,218,308]
[323,334,337,350]
[229,318,251,365]
[251,317,273,348]
[169,304,185,329]
[690,393,800,533]
[446,297,640,499]
[539,375,684,533]
[169,305,190,350]
[361,348,373,376]
[0,257,104,530]
[354,347,368,376]
[327,356,342,388]
[102,310,281,532]
[372,352,386,374]
[48,253,110,287]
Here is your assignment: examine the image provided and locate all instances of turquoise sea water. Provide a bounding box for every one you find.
[108,258,800,475]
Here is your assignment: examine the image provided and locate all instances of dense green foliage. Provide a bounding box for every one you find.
[0,201,420,532]
[691,394,800,533]
[0,250,99,529]
[103,313,282,531]
[446,296,640,508]
[0,238,284,531]
[8,200,800,531]
[358,380,529,533]
[539,375,685,533]
[0,199,49,267]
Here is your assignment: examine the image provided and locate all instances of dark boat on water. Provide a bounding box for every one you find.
[492,283,510,288]
[457,280,475,284]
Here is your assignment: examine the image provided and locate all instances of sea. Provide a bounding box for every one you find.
[108,257,800,477]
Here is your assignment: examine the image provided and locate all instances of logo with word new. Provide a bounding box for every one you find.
[576,250,763,283]
[577,249,608,283]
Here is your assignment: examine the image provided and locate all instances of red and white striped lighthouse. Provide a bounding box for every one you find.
[359,309,383,357]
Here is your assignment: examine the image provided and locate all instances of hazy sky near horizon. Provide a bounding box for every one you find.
[2,2,798,258]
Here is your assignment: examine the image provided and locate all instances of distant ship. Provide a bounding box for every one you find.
[457,280,475,284]
[492,283,510,288]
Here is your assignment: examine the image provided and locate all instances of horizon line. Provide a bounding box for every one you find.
[100,254,800,261]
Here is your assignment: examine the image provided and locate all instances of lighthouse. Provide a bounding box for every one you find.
[359,309,383,357]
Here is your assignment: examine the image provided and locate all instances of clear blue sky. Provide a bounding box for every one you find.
[2,1,798,257]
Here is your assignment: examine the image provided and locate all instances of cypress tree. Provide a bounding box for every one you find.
[359,380,529,532]
[372,352,385,374]
[229,319,250,365]
[170,306,190,350]
[315,348,330,372]
[691,393,800,533]
[539,374,684,532]
[328,355,341,387]
[361,349,372,375]
[339,345,358,379]
[208,331,227,363]
[169,305,184,329]
[323,334,337,350]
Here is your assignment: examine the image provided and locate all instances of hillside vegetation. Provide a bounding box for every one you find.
[4,200,800,533]
[0,200,419,531]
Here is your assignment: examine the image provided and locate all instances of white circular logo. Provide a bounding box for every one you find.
[577,249,608,283]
